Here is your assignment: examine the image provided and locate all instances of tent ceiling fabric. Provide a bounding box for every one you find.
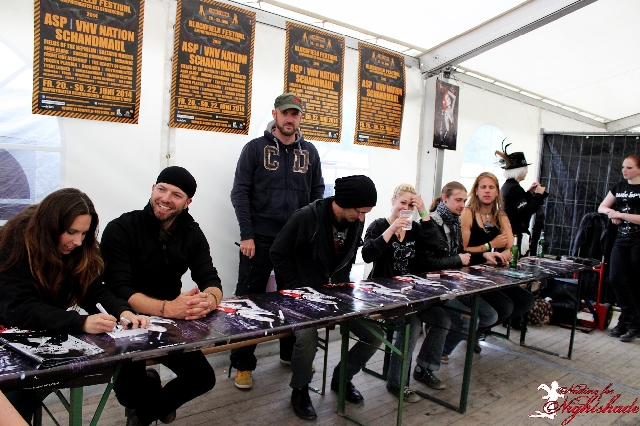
[459,0,640,124]
[238,0,639,127]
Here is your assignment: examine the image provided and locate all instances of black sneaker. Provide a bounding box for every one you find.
[291,386,317,420]
[413,366,446,390]
[608,324,627,337]
[620,329,640,342]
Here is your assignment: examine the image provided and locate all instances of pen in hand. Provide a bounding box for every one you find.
[96,303,116,331]
[96,303,109,315]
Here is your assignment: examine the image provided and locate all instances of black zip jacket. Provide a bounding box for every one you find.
[230,121,325,240]
[270,198,361,289]
[100,203,222,302]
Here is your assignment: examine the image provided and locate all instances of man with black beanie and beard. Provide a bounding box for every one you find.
[270,175,382,420]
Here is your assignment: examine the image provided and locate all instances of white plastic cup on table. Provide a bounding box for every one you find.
[400,209,413,230]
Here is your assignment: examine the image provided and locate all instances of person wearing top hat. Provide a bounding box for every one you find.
[496,142,548,255]
[101,166,222,426]
[230,93,324,389]
[270,175,381,420]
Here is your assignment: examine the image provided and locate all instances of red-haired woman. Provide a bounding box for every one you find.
[599,155,640,342]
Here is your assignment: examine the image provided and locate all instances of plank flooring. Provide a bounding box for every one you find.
[40,312,640,425]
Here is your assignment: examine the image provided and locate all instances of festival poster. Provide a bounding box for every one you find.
[284,22,344,142]
[354,42,405,149]
[433,79,459,150]
[32,0,144,123]
[169,0,255,133]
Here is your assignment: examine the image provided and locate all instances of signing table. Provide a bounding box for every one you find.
[0,257,591,426]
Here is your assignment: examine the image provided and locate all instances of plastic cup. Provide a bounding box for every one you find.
[399,210,413,230]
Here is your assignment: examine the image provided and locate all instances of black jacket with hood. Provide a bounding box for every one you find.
[230,121,325,240]
[270,197,362,289]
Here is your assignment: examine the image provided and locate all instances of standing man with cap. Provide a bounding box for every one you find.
[496,142,548,255]
[270,175,381,420]
[230,93,324,389]
[101,166,222,426]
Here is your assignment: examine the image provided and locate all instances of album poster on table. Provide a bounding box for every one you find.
[0,328,103,369]
[284,22,344,142]
[32,0,144,123]
[355,42,405,149]
[169,0,255,133]
[433,79,459,150]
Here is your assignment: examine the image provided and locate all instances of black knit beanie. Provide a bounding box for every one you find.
[334,175,377,208]
[156,166,197,198]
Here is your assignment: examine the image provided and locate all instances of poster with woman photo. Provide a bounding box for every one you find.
[433,80,459,150]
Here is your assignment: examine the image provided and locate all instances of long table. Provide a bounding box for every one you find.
[0,257,592,425]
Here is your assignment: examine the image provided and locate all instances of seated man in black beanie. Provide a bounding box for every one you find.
[101,166,223,426]
[270,175,382,420]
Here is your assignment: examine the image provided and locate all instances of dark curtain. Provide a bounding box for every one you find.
[539,133,640,303]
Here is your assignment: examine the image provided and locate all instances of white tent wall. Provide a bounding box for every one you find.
[438,81,604,191]
[1,1,424,296]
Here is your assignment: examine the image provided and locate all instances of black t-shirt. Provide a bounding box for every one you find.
[611,181,640,235]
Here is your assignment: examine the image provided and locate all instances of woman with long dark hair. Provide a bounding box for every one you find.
[599,154,640,342]
[0,188,148,422]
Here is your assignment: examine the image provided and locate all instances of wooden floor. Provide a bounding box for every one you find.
[41,313,640,425]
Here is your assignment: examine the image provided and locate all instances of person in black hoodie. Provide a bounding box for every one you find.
[230,93,324,389]
[0,188,148,424]
[270,175,379,421]
[101,166,222,426]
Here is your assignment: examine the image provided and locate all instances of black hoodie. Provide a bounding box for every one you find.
[230,121,324,240]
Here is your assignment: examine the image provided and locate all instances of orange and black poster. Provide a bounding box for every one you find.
[32,0,144,123]
[170,0,255,133]
[355,43,405,149]
[285,22,344,142]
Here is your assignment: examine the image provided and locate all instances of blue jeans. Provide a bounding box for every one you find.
[609,234,640,329]
[290,320,383,389]
[442,296,498,356]
[387,305,451,388]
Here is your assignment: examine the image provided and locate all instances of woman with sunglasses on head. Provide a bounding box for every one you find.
[0,188,149,423]
[598,154,640,342]
[361,183,447,402]
[461,172,535,335]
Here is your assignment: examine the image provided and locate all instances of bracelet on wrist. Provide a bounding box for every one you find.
[206,291,221,306]
[160,300,166,317]
[419,211,428,218]
[485,243,491,252]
